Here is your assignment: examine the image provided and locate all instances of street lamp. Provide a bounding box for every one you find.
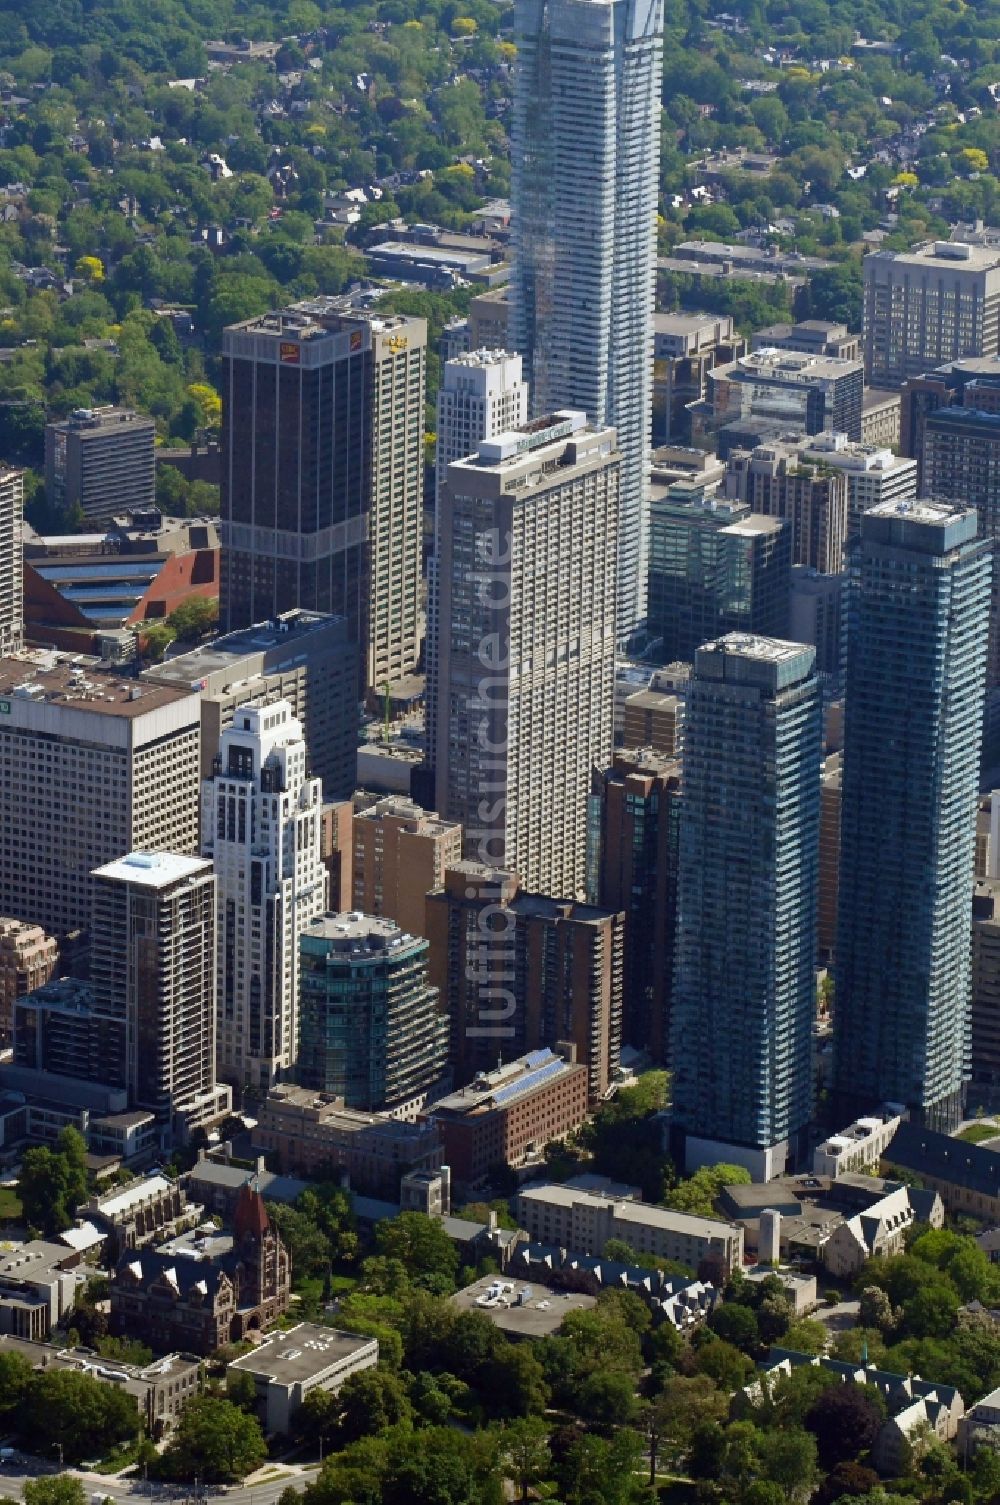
[54,1444,64,1470]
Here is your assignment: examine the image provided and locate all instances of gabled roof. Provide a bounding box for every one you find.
[885,1122,1000,1199]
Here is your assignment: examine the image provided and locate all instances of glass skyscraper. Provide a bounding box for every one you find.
[834,500,991,1131]
[297,912,448,1114]
[670,633,821,1181]
[510,0,663,645]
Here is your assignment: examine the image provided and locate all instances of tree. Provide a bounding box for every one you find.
[663,1163,750,1217]
[159,1396,266,1482]
[575,1370,639,1431]
[17,1125,89,1234]
[336,1369,410,1445]
[140,622,176,662]
[812,1461,882,1505]
[650,1375,728,1470]
[74,255,104,283]
[804,1382,885,1469]
[167,596,218,642]
[186,381,221,430]
[499,1417,551,1503]
[19,1368,140,1463]
[556,1430,645,1505]
[23,1482,86,1505]
[708,1301,760,1352]
[859,1285,897,1334]
[693,1337,755,1390]
[483,1342,549,1419]
[226,1369,258,1413]
[0,1351,32,1417]
[375,1213,459,1288]
[783,1318,828,1355]
[381,1427,489,1505]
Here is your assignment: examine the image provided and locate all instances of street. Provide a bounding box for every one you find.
[0,1465,315,1505]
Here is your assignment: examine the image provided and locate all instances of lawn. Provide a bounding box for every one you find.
[0,1189,22,1222]
[959,1122,1000,1144]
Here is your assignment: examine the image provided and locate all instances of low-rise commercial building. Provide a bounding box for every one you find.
[514,1182,743,1277]
[0,1241,83,1340]
[0,1337,200,1437]
[228,1322,378,1435]
[251,1083,443,1195]
[430,1048,589,1188]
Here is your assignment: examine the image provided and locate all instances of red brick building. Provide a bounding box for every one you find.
[429,1047,589,1189]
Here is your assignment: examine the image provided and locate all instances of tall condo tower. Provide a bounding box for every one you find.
[431,411,619,898]
[670,633,821,1181]
[426,350,530,779]
[510,0,663,644]
[202,700,328,1094]
[834,500,990,1132]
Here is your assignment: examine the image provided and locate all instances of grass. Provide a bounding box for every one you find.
[959,1122,1000,1144]
[0,1189,22,1222]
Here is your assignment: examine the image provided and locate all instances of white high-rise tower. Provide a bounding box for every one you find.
[202,700,327,1094]
[510,0,663,645]
[426,350,530,776]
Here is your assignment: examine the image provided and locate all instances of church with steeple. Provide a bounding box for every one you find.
[110,1183,291,1355]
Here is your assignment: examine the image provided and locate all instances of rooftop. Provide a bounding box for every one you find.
[699,631,813,664]
[92,1174,174,1219]
[451,1274,596,1337]
[432,1049,583,1118]
[0,652,197,719]
[229,1322,376,1384]
[91,852,212,890]
[144,610,347,690]
[869,239,1000,271]
[48,406,153,434]
[726,349,863,382]
[301,910,422,953]
[518,1181,736,1241]
[866,497,972,526]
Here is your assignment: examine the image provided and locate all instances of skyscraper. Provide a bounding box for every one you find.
[431,411,618,897]
[90,851,228,1138]
[202,701,327,1094]
[0,467,23,656]
[510,0,663,642]
[647,484,791,664]
[588,751,681,1062]
[220,303,425,690]
[426,350,529,777]
[670,634,821,1180]
[0,656,201,940]
[834,501,991,1131]
[297,912,448,1114]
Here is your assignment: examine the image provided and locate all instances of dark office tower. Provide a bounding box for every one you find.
[220,304,426,690]
[834,501,991,1132]
[647,485,790,664]
[670,634,821,1181]
[588,751,681,1062]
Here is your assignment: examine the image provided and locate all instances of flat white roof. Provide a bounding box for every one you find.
[92,852,212,889]
[95,1174,173,1218]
